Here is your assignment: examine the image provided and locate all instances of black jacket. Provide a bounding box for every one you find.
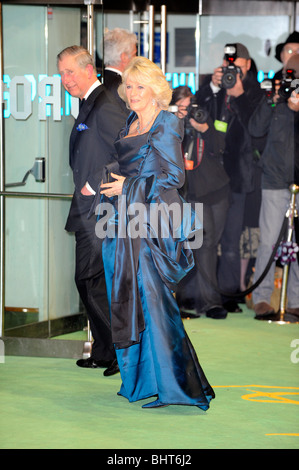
[248,95,299,189]
[65,84,127,232]
[182,119,230,203]
[195,71,264,193]
[103,69,129,115]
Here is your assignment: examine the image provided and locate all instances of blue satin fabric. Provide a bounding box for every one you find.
[102,110,215,409]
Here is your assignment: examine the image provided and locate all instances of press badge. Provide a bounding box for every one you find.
[214,120,228,133]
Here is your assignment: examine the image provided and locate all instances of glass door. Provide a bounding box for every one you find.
[101,5,200,93]
[1,2,87,341]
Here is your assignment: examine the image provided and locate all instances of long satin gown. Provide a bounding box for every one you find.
[101,110,215,409]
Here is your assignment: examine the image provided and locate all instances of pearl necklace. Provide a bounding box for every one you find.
[136,110,158,135]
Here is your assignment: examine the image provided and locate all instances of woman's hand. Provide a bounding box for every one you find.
[100,172,125,198]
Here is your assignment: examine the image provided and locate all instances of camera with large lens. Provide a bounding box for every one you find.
[221,44,243,89]
[186,98,209,125]
[260,68,297,104]
[278,68,296,100]
[260,78,274,104]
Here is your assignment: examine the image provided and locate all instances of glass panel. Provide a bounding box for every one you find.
[102,11,199,92]
[198,15,290,79]
[101,10,292,92]
[2,4,83,337]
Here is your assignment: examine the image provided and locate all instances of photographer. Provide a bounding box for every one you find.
[274,31,299,80]
[195,43,264,313]
[172,86,230,319]
[248,55,299,320]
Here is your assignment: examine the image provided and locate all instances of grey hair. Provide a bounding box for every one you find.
[56,45,97,73]
[103,28,137,66]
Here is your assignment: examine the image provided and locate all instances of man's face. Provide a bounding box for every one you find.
[58,54,91,99]
[223,57,251,79]
[281,43,299,67]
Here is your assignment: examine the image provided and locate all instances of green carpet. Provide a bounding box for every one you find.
[0,307,298,450]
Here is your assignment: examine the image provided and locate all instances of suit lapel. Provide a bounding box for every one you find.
[69,85,105,159]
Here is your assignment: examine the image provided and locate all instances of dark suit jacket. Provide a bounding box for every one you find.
[103,69,129,115]
[65,83,127,232]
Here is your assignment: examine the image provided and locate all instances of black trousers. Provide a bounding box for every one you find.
[217,192,246,299]
[193,197,229,311]
[75,227,115,362]
[176,196,229,312]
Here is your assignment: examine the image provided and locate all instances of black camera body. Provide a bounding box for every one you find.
[279,68,297,100]
[186,99,209,125]
[221,44,243,89]
[260,78,275,104]
[260,68,297,104]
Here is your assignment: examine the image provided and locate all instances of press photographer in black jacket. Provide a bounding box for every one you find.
[195,43,264,312]
[172,86,230,319]
[249,54,299,320]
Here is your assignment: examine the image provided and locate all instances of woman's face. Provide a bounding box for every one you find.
[125,77,155,114]
[175,96,191,119]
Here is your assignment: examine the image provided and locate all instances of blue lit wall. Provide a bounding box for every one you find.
[3,69,275,120]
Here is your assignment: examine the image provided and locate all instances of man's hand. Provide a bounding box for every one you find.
[288,90,299,112]
[211,66,223,88]
[81,184,93,196]
[211,65,244,97]
[189,118,209,133]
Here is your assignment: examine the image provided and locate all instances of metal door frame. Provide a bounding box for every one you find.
[0,0,102,338]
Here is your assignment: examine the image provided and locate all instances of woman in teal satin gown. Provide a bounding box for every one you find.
[99,57,215,409]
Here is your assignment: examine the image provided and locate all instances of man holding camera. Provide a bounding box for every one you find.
[274,31,299,80]
[248,54,299,320]
[195,43,264,313]
[171,86,230,320]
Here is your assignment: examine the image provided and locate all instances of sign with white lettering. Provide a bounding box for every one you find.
[2,72,196,121]
[2,74,79,121]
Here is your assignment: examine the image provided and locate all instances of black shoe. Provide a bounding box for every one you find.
[76,357,111,369]
[103,359,120,377]
[178,299,195,310]
[223,300,242,313]
[206,306,228,319]
[180,309,201,319]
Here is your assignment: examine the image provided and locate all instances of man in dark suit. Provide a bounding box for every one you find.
[103,28,137,113]
[57,46,127,376]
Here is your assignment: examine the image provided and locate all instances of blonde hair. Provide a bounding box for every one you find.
[118,56,172,110]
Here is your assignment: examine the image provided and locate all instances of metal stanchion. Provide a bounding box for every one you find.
[81,0,96,359]
[83,321,93,359]
[273,184,299,325]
